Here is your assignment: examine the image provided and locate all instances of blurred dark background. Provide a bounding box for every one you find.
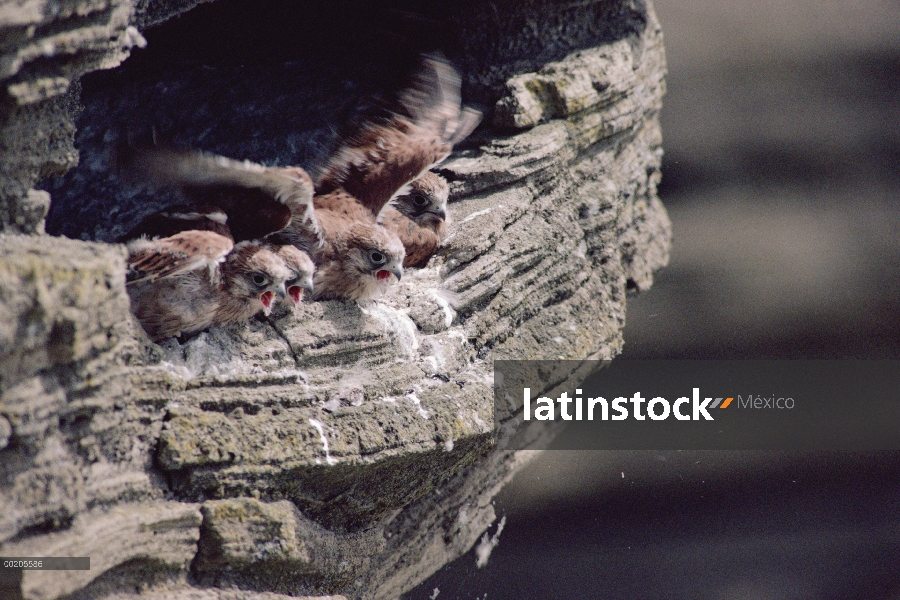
[622,0,900,360]
[407,1,900,598]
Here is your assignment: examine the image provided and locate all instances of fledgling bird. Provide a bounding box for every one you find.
[312,57,478,222]
[118,148,319,308]
[126,234,295,341]
[116,145,399,302]
[268,201,405,302]
[307,219,405,302]
[379,171,450,268]
[273,243,315,307]
[267,56,478,298]
[315,56,480,218]
[214,241,293,319]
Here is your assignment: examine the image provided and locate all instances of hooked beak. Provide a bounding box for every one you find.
[375,265,403,283]
[431,208,447,220]
[259,291,275,315]
[287,278,314,306]
[275,282,287,299]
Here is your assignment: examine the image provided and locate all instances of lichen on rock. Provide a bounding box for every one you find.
[0,0,670,598]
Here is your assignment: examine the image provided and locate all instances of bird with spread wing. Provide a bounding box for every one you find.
[117,149,318,340]
[271,55,480,295]
[116,55,478,339]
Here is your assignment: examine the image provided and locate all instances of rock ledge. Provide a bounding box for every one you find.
[0,1,669,598]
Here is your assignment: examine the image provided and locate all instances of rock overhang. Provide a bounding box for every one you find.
[0,0,670,597]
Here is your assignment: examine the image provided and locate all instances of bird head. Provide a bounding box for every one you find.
[222,242,295,316]
[275,245,315,306]
[391,171,449,228]
[344,222,405,292]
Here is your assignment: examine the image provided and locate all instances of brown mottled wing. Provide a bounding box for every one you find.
[126,230,233,284]
[265,183,326,258]
[313,188,373,221]
[120,148,315,242]
[272,166,322,246]
[397,55,463,128]
[397,56,482,147]
[446,106,482,146]
[318,56,481,218]
[115,204,232,243]
[380,206,441,268]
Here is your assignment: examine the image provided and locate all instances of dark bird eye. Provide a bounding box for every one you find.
[251,273,269,287]
[412,194,429,207]
[369,250,386,265]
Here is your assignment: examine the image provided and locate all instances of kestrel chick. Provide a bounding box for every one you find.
[379,171,450,267]
[315,55,480,222]
[269,203,406,302]
[267,56,477,300]
[308,219,405,302]
[126,234,295,341]
[215,241,294,320]
[273,244,315,306]
[126,230,232,341]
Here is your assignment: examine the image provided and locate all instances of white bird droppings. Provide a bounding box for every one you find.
[406,391,430,419]
[428,288,456,328]
[460,207,492,223]
[475,516,507,568]
[309,418,337,466]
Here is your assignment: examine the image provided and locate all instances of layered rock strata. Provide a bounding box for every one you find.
[0,0,670,598]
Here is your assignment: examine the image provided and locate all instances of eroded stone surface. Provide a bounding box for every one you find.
[0,235,134,382]
[4,501,201,600]
[0,0,155,234]
[193,498,385,593]
[494,40,639,129]
[0,0,670,598]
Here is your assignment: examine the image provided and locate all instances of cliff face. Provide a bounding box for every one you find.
[0,1,669,598]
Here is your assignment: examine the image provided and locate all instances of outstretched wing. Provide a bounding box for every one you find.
[126,230,234,284]
[115,204,232,243]
[119,147,315,243]
[271,166,321,244]
[397,56,481,144]
[263,167,325,257]
[317,55,482,218]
